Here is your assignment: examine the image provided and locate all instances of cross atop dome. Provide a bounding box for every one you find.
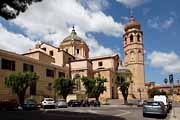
[124,9,141,31]
[72,26,75,32]
[129,8,135,21]
[70,26,77,39]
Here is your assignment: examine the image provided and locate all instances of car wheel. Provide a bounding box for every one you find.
[162,114,167,119]
[143,113,147,117]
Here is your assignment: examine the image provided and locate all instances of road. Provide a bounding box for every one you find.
[46,106,172,120]
[0,105,178,120]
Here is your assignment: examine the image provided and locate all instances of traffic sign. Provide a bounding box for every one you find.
[169,74,173,84]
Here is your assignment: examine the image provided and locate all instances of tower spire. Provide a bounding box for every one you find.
[130,8,133,17]
[72,25,75,31]
[71,25,77,40]
[129,8,135,21]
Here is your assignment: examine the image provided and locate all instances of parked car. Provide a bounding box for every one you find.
[168,101,172,110]
[56,99,67,108]
[137,100,144,107]
[22,99,38,110]
[0,99,18,111]
[143,101,167,118]
[41,98,55,109]
[68,100,81,107]
[80,100,90,107]
[153,95,170,112]
[89,100,100,107]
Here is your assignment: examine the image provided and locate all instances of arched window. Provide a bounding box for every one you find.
[73,74,81,91]
[138,49,143,61]
[124,52,128,56]
[130,34,133,42]
[137,34,140,42]
[124,37,127,45]
[130,50,134,61]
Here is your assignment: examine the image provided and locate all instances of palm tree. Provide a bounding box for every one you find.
[81,76,106,100]
[81,76,95,98]
[54,77,74,100]
[114,70,132,104]
[0,0,43,20]
[5,72,39,106]
[93,76,107,100]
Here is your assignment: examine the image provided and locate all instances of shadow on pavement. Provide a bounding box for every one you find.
[143,114,167,119]
[0,110,126,120]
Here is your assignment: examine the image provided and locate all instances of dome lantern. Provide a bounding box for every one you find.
[124,15,141,32]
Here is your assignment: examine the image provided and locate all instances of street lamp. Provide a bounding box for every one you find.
[137,88,144,101]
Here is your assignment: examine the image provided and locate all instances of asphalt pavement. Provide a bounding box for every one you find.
[1,103,180,120]
[0,110,125,120]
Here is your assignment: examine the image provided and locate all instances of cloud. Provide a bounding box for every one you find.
[116,0,149,8]
[7,0,123,57]
[147,13,176,30]
[161,17,174,29]
[121,16,129,22]
[147,16,160,29]
[80,0,109,12]
[0,23,35,54]
[148,51,180,73]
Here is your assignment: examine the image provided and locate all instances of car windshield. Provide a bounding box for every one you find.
[57,99,66,102]
[45,98,54,101]
[25,100,36,104]
[145,102,160,106]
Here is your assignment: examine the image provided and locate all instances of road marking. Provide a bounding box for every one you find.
[114,110,131,117]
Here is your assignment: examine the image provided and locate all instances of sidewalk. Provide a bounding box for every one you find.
[169,107,180,120]
[102,104,138,108]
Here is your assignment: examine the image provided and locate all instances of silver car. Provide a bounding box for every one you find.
[56,99,67,108]
[143,101,167,118]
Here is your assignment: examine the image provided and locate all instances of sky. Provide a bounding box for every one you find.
[0,0,180,84]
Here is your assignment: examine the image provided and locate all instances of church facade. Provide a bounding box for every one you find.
[0,16,146,102]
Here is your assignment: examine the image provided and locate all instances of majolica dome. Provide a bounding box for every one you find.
[124,16,141,32]
[61,27,84,43]
[60,26,88,48]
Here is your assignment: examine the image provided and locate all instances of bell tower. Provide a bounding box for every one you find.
[123,15,146,98]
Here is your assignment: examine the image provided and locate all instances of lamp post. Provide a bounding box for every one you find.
[138,88,144,101]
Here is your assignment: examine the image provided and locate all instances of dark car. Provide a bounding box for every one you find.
[168,101,172,110]
[56,99,68,108]
[89,100,100,107]
[80,100,90,107]
[22,99,39,110]
[68,100,80,107]
[0,100,18,111]
[143,101,167,118]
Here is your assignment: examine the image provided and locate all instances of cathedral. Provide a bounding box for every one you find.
[0,15,146,102]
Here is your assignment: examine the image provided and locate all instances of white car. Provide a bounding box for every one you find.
[41,98,55,109]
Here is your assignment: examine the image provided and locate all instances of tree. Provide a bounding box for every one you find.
[5,72,39,106]
[164,78,168,85]
[0,0,42,20]
[54,77,74,100]
[147,88,160,98]
[93,76,107,100]
[114,71,132,104]
[81,76,95,98]
[160,90,167,96]
[81,76,106,100]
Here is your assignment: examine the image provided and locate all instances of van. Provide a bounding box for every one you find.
[153,95,170,112]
